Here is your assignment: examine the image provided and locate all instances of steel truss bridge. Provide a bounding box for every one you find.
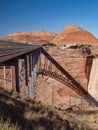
[0,40,97,106]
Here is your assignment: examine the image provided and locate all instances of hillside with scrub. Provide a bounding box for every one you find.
[0,87,98,130]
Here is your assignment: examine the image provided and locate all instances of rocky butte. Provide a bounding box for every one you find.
[1,25,98,110]
[3,25,98,46]
[51,25,98,45]
[3,31,57,45]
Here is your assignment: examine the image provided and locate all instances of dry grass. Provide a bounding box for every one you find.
[0,117,20,130]
[0,87,97,130]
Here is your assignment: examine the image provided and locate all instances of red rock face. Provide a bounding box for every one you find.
[51,25,98,45]
[3,32,57,45]
[0,67,14,90]
[36,47,89,108]
[3,24,98,46]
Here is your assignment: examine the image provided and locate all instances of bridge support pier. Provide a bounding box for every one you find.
[13,49,41,96]
[3,66,7,88]
[25,55,29,96]
[15,58,19,92]
[11,66,14,91]
[30,50,40,98]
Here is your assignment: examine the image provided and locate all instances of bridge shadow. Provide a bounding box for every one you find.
[85,55,94,81]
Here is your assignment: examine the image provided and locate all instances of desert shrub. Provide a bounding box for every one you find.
[42,42,56,47]
[0,117,20,130]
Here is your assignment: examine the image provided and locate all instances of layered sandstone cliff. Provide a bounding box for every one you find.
[3,25,98,46]
[3,32,57,45]
[51,25,98,45]
[36,47,88,108]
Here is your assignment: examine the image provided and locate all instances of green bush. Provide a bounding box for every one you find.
[42,43,56,47]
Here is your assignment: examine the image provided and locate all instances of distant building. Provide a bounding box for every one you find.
[59,43,91,50]
[59,46,67,49]
[59,43,79,49]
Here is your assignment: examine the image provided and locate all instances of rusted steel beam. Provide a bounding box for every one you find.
[41,48,87,94]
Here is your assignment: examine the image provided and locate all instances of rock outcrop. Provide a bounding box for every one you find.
[3,31,57,45]
[3,24,98,46]
[36,47,88,108]
[51,25,98,45]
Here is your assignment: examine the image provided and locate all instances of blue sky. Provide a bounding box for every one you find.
[0,0,98,38]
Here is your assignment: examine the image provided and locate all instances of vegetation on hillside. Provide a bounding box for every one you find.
[0,87,98,130]
[42,42,56,47]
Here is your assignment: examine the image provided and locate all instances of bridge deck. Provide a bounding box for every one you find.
[0,40,41,63]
